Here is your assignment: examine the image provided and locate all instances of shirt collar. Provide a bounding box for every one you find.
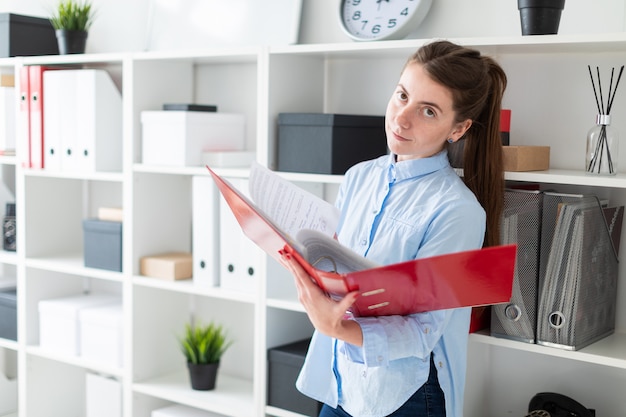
[383,150,450,183]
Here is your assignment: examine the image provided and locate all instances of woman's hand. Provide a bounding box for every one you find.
[280,250,363,346]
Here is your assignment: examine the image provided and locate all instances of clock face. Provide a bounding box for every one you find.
[340,0,432,41]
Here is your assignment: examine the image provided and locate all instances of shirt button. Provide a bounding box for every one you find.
[424,328,430,334]
[362,371,367,378]
[438,361,444,368]
[377,355,383,362]
[360,239,367,246]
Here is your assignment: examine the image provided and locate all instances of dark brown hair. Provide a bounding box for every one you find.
[407,40,507,247]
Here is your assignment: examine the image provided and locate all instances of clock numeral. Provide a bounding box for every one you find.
[400,7,409,17]
[351,0,361,5]
[371,24,381,35]
[387,18,397,29]
[351,10,362,21]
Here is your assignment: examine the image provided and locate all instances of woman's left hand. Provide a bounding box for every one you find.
[280,251,363,346]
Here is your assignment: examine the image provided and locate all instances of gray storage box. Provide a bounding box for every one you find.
[0,14,59,57]
[277,113,387,175]
[268,339,322,416]
[0,287,17,341]
[83,219,122,272]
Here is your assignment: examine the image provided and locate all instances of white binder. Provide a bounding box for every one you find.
[43,69,122,173]
[192,176,220,288]
[219,177,261,294]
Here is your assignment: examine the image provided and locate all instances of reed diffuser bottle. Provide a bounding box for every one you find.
[586,65,624,176]
[586,114,618,175]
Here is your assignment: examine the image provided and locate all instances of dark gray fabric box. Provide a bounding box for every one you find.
[277,113,387,175]
[83,219,122,272]
[0,13,59,57]
[268,338,322,416]
[0,287,17,341]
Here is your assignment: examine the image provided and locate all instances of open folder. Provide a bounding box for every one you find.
[207,164,516,317]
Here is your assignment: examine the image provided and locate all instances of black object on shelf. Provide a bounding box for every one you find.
[277,113,388,175]
[3,202,15,252]
[0,13,59,57]
[0,287,17,341]
[162,103,218,112]
[267,338,323,416]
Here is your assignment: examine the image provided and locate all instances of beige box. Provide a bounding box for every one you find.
[140,252,192,280]
[503,146,550,172]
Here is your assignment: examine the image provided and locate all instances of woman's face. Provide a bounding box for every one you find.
[385,62,471,162]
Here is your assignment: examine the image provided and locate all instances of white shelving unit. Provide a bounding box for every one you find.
[1,33,626,416]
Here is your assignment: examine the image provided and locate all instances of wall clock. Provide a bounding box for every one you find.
[339,0,433,41]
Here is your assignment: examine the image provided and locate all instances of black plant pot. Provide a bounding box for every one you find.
[187,361,220,391]
[518,0,565,36]
[55,29,88,54]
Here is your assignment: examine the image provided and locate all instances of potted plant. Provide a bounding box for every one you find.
[517,0,565,35]
[179,320,233,391]
[49,0,95,54]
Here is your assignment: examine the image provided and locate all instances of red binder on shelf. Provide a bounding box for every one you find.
[18,66,31,168]
[207,165,517,317]
[28,66,60,169]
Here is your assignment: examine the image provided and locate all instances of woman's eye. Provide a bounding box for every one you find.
[422,107,436,118]
[396,91,408,101]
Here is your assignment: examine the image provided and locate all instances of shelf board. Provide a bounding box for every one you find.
[0,156,16,165]
[25,254,124,281]
[23,169,124,182]
[0,338,17,350]
[505,169,626,188]
[25,345,124,376]
[470,331,626,369]
[133,371,254,417]
[266,297,304,313]
[266,405,310,417]
[0,251,18,265]
[133,163,250,178]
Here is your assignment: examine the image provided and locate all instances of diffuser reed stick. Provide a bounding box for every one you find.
[587,65,624,174]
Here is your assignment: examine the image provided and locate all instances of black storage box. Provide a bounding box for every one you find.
[0,13,59,57]
[83,219,122,272]
[0,287,17,341]
[268,338,323,416]
[277,113,387,175]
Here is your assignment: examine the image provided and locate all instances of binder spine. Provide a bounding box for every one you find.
[536,192,619,350]
[491,189,542,343]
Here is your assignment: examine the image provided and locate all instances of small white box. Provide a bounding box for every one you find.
[79,302,123,367]
[141,111,245,167]
[86,373,122,417]
[38,293,120,356]
[152,404,224,417]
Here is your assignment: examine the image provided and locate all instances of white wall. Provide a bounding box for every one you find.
[1,0,625,53]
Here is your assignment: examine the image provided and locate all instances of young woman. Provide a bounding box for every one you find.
[280,40,507,417]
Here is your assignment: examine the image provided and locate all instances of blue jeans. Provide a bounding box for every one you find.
[319,354,446,417]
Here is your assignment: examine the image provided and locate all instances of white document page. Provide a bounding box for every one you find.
[248,162,340,239]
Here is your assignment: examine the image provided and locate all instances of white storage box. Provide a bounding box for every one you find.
[86,373,122,417]
[79,302,123,367]
[141,111,245,167]
[152,404,225,417]
[38,293,120,356]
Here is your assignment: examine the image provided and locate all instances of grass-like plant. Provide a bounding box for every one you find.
[180,321,233,365]
[49,0,95,32]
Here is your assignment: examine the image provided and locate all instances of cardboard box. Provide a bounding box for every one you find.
[152,404,224,417]
[83,219,123,272]
[277,113,387,175]
[86,373,122,417]
[141,111,245,167]
[503,146,550,172]
[38,293,120,356]
[0,287,16,341]
[0,13,59,57]
[140,252,193,280]
[79,302,123,367]
[267,339,323,416]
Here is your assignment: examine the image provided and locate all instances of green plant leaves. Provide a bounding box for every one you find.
[179,321,233,365]
[49,0,95,31]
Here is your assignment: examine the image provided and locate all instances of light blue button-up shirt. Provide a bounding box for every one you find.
[296,151,486,417]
